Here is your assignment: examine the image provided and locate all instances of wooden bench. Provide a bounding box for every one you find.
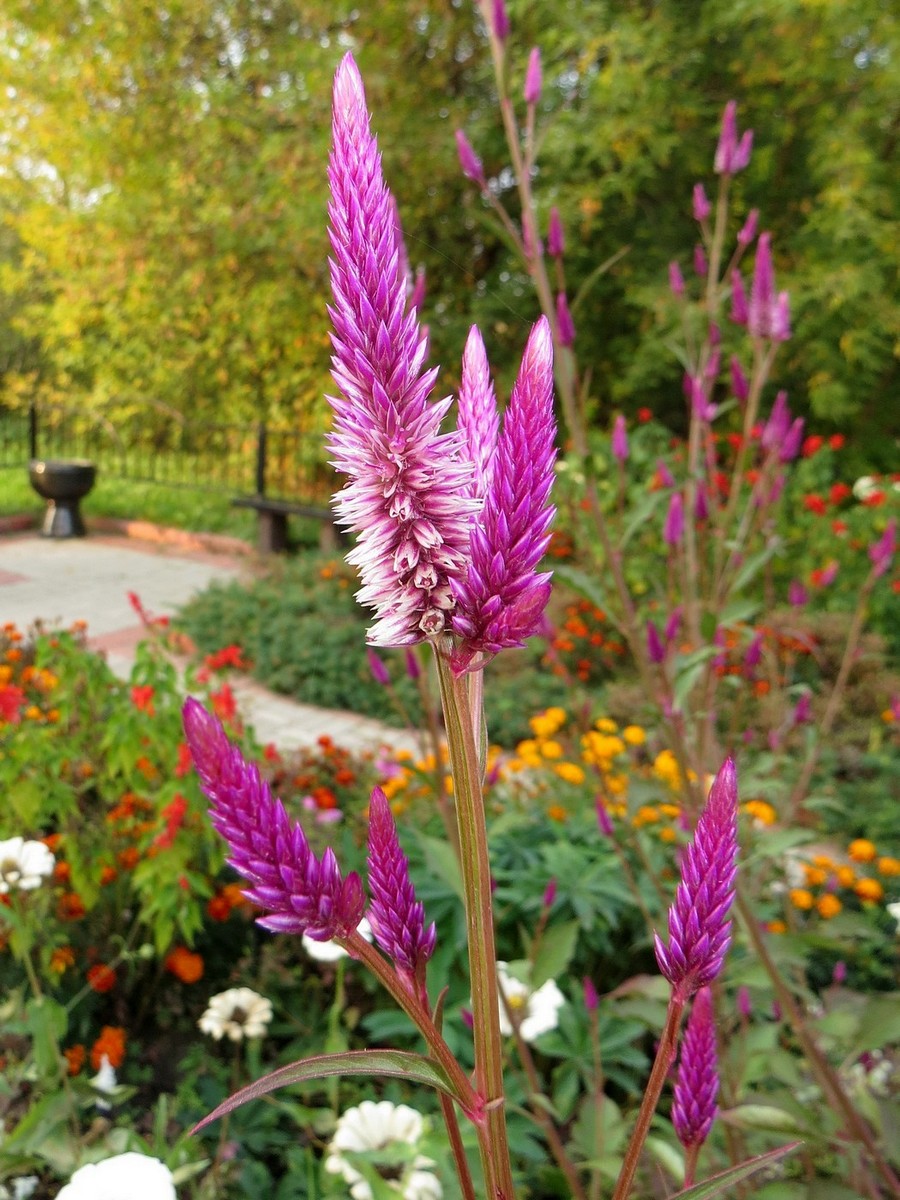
[232,495,344,554]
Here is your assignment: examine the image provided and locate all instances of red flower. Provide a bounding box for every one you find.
[87,964,117,993]
[863,491,886,507]
[210,683,237,723]
[829,434,845,450]
[831,520,848,535]
[802,435,824,458]
[58,893,86,921]
[0,685,25,724]
[803,494,827,516]
[637,407,653,423]
[810,561,839,588]
[131,685,155,715]
[726,433,743,450]
[174,742,193,777]
[829,482,852,505]
[90,1025,126,1070]
[165,946,204,984]
[154,793,188,849]
[204,644,248,672]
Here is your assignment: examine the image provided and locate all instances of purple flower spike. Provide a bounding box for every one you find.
[730,357,749,404]
[780,417,805,463]
[737,986,752,1019]
[715,101,753,175]
[672,987,720,1149]
[731,270,748,325]
[692,184,711,222]
[647,619,666,665]
[669,261,685,298]
[654,757,739,1001]
[737,209,759,248]
[748,233,790,342]
[183,698,365,941]
[664,493,684,548]
[693,243,708,278]
[458,326,500,499]
[367,787,436,979]
[556,291,575,346]
[367,648,391,687]
[762,390,790,452]
[868,518,897,578]
[596,796,615,838]
[328,56,479,646]
[548,207,565,258]
[455,129,486,187]
[612,414,629,464]
[405,647,421,680]
[451,318,557,669]
[583,977,599,1013]
[788,580,807,607]
[524,48,542,105]
[491,0,510,39]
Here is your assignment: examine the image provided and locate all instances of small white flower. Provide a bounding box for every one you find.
[0,837,55,894]
[852,475,879,501]
[887,901,900,932]
[198,987,273,1042]
[303,917,373,963]
[325,1101,441,1200]
[56,1152,176,1200]
[91,1053,117,1112]
[0,1177,39,1200]
[496,962,566,1042]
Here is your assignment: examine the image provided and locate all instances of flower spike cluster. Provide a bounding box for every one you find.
[672,987,720,1149]
[183,698,365,942]
[366,787,436,981]
[328,54,557,664]
[328,54,479,646]
[655,757,739,1000]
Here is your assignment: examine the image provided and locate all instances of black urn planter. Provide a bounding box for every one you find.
[28,459,98,538]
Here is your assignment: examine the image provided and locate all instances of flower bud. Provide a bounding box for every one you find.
[548,207,565,258]
[556,292,575,346]
[669,261,685,298]
[455,129,485,187]
[692,183,711,222]
[524,47,542,105]
[612,414,628,464]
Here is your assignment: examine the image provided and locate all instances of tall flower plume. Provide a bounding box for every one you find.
[655,757,739,1001]
[366,787,436,982]
[328,54,479,646]
[450,317,556,671]
[457,326,499,499]
[672,986,720,1149]
[183,698,364,941]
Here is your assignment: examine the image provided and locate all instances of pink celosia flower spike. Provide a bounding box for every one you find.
[672,987,720,1150]
[458,326,500,499]
[451,317,557,671]
[183,698,365,941]
[366,787,436,983]
[655,757,739,1001]
[328,54,478,646]
[715,101,753,175]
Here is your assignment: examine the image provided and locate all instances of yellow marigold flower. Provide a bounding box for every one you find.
[742,800,777,826]
[0,666,12,684]
[817,894,842,919]
[622,725,646,746]
[877,856,900,876]
[529,714,557,738]
[554,762,585,785]
[848,839,877,863]
[653,749,682,790]
[660,803,681,818]
[605,773,628,796]
[803,866,827,887]
[443,775,454,794]
[394,749,413,762]
[595,717,618,733]
[767,920,787,934]
[789,888,815,911]
[854,878,884,903]
[659,827,677,843]
[25,706,43,720]
[516,739,539,758]
[835,865,855,888]
[547,804,568,823]
[812,854,834,869]
[541,741,564,760]
[632,805,660,827]
[545,707,567,724]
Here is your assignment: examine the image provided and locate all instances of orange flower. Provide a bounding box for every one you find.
[53,861,72,884]
[50,946,75,974]
[90,1025,126,1070]
[130,685,156,715]
[848,839,877,863]
[165,946,204,984]
[64,1044,86,1076]
[135,756,158,780]
[87,964,117,993]
[854,878,884,903]
[546,804,568,822]
[99,865,118,886]
[206,894,232,922]
[57,893,86,921]
[789,888,815,911]
[767,920,787,934]
[817,894,842,919]
[878,857,900,876]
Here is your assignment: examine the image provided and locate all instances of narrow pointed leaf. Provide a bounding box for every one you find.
[192,1050,459,1132]
[667,1142,801,1199]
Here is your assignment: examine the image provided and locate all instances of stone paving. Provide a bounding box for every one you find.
[0,531,424,756]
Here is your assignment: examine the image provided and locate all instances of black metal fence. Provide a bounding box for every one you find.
[0,403,336,504]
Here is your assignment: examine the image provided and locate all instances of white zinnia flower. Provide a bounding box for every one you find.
[887,901,900,932]
[91,1053,117,1113]
[0,837,55,893]
[497,962,566,1042]
[852,475,879,501]
[325,1101,442,1200]
[302,916,373,962]
[56,1152,176,1200]
[198,987,273,1042]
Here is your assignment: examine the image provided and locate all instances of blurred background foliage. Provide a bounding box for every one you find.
[0,0,897,463]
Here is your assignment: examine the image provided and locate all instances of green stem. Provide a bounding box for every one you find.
[612,994,685,1200]
[433,642,516,1200]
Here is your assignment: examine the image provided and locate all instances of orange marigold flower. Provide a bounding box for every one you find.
[90,1025,126,1070]
[803,866,827,887]
[57,893,86,921]
[848,839,877,863]
[165,946,204,984]
[53,861,71,884]
[99,865,118,885]
[546,804,568,822]
[135,756,158,780]
[877,856,900,876]
[87,963,117,993]
[50,946,75,974]
[835,865,855,888]
[854,878,884,903]
[789,888,815,910]
[117,847,140,870]
[206,894,232,921]
[64,1044,86,1076]
[816,894,842,919]
[767,920,787,934]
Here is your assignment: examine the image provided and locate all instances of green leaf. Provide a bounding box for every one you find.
[850,994,900,1057]
[26,996,68,1077]
[672,646,718,711]
[722,1104,805,1134]
[532,919,580,989]
[666,1143,801,1198]
[552,565,611,616]
[415,832,464,902]
[192,1050,460,1133]
[731,540,781,594]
